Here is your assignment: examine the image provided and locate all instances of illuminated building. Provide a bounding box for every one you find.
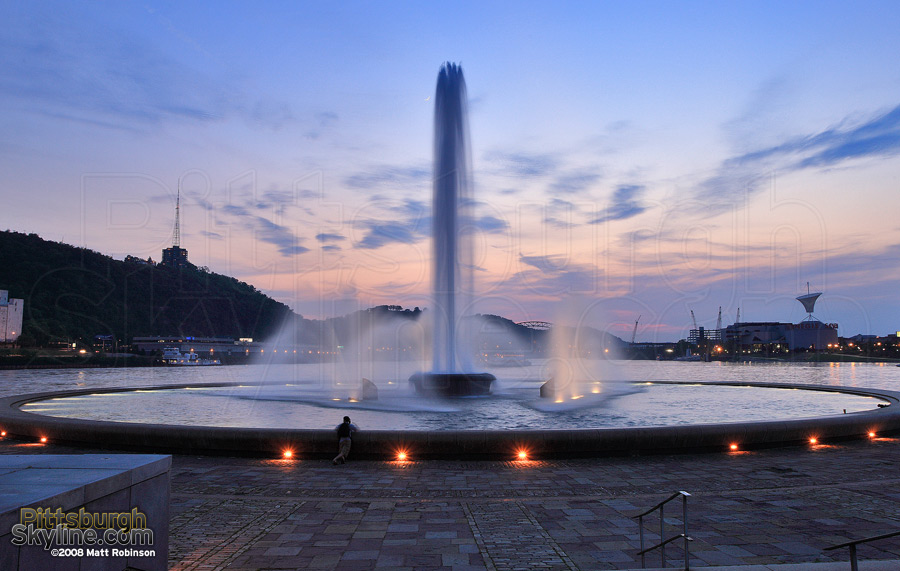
[0,290,23,343]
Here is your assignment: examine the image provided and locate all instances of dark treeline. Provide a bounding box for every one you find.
[0,230,293,346]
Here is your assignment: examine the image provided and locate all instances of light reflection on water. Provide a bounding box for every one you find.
[6,360,894,431]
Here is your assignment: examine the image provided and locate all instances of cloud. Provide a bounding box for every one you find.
[548,170,601,195]
[251,217,309,256]
[0,10,292,131]
[203,197,309,256]
[542,198,581,228]
[697,103,900,209]
[483,254,600,296]
[315,232,346,243]
[548,198,574,210]
[27,110,148,133]
[347,197,431,249]
[344,165,430,190]
[801,242,900,287]
[251,189,311,215]
[590,185,647,224]
[306,111,339,139]
[277,244,311,255]
[347,196,504,248]
[519,253,569,273]
[468,215,509,234]
[222,204,250,217]
[0,19,219,125]
[484,150,558,177]
[241,100,294,130]
[297,188,323,199]
[722,76,793,153]
[513,267,599,296]
[385,199,428,219]
[356,223,422,249]
[796,105,900,168]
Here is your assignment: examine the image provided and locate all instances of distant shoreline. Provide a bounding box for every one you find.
[0,354,254,370]
[0,352,898,371]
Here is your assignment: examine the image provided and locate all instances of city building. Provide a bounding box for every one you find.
[92,335,116,352]
[0,290,24,343]
[161,246,189,268]
[132,336,254,355]
[722,289,838,353]
[131,336,326,361]
[784,320,839,351]
[723,322,788,352]
[687,326,722,346]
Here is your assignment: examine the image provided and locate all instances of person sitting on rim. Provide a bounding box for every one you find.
[332,416,358,465]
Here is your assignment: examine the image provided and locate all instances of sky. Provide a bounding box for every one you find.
[2,1,900,342]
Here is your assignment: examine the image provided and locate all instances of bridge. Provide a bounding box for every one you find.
[516,321,552,331]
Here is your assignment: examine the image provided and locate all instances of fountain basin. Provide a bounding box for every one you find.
[409,372,496,396]
[2,382,899,459]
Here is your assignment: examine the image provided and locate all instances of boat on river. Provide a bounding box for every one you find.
[160,347,221,366]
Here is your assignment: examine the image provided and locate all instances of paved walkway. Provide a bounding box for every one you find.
[4,436,900,570]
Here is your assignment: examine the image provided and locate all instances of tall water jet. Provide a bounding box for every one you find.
[431,62,475,374]
[410,63,496,396]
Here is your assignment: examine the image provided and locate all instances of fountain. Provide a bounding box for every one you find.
[408,63,496,397]
[2,65,900,459]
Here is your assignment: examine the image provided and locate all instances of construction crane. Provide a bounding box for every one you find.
[690,309,698,330]
[716,306,722,331]
[736,308,740,324]
[631,315,641,345]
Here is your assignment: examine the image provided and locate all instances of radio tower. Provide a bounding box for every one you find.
[161,181,190,268]
[173,183,181,248]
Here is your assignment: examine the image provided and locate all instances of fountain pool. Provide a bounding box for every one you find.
[14,381,887,430]
[3,363,900,459]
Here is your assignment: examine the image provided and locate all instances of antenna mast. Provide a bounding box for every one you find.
[173,181,181,248]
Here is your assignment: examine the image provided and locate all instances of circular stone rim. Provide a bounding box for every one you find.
[1,381,899,459]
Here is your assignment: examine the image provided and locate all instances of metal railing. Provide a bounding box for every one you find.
[825,529,900,571]
[634,490,693,569]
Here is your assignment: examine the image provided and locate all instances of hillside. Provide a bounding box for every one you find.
[0,230,295,346]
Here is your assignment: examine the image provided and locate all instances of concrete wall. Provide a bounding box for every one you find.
[0,455,170,571]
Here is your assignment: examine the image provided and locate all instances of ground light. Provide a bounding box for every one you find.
[809,437,818,445]
[396,451,408,461]
[0,430,5,437]
[729,443,739,451]
[868,431,877,438]
[282,450,293,459]
[517,449,528,460]
[40,436,47,443]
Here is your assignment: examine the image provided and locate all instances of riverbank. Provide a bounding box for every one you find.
[0,352,257,369]
[705,353,900,364]
[2,350,899,370]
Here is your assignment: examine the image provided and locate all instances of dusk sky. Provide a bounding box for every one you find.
[3,1,900,342]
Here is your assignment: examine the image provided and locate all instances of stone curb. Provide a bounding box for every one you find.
[629,561,900,570]
[1,381,899,459]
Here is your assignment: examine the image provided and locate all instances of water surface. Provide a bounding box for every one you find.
[6,360,895,430]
